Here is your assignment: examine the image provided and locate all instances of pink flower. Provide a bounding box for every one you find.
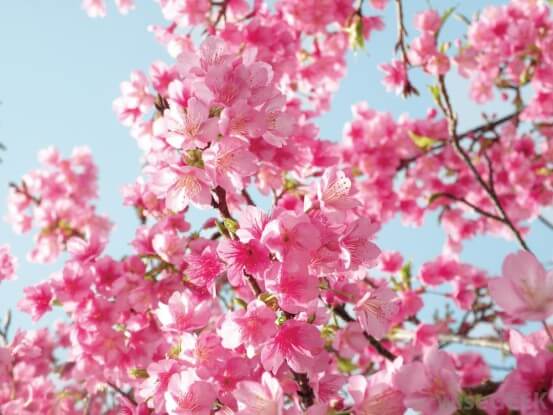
[113,70,154,126]
[265,266,319,313]
[312,168,359,214]
[414,10,441,34]
[233,372,283,415]
[139,359,181,412]
[493,351,553,414]
[394,348,461,415]
[453,353,490,388]
[261,211,321,262]
[185,246,223,288]
[348,373,405,415]
[151,166,213,213]
[235,206,270,243]
[115,0,135,14]
[219,100,265,139]
[82,0,106,17]
[261,320,325,374]
[18,281,53,321]
[66,230,107,263]
[370,0,388,9]
[163,98,219,149]
[155,292,211,332]
[419,257,460,286]
[153,231,187,266]
[218,300,277,355]
[488,251,553,321]
[165,369,217,415]
[355,285,399,339]
[379,60,408,95]
[379,251,403,273]
[0,245,17,282]
[216,239,270,286]
[260,95,294,147]
[339,218,381,270]
[203,137,258,191]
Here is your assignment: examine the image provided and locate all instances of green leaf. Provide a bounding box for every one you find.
[223,218,239,235]
[185,148,204,168]
[400,261,412,289]
[409,131,437,151]
[428,193,444,204]
[337,356,357,374]
[436,6,456,40]
[234,297,248,309]
[346,15,365,51]
[427,84,443,108]
[129,368,149,379]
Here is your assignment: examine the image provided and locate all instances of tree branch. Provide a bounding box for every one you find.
[332,305,397,361]
[437,75,531,252]
[393,0,418,96]
[391,329,509,352]
[430,192,504,222]
[539,214,553,232]
[291,370,315,410]
[106,382,136,406]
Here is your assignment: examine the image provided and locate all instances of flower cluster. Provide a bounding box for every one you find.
[3,0,553,414]
[6,147,110,263]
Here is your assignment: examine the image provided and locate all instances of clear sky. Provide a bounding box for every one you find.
[0,0,551,372]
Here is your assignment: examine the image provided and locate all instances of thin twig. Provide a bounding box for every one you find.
[397,111,520,171]
[291,370,315,410]
[391,329,509,352]
[106,382,136,406]
[430,192,504,222]
[538,215,553,231]
[437,75,531,252]
[241,189,256,206]
[332,305,397,361]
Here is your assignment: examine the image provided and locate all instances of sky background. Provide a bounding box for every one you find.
[0,0,551,381]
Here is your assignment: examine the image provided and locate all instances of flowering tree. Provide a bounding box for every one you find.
[1,0,553,414]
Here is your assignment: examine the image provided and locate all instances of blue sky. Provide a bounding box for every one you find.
[0,0,551,374]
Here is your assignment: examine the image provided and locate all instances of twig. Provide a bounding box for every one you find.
[394,0,410,65]
[542,321,553,344]
[241,189,256,206]
[465,381,501,397]
[539,215,553,231]
[393,0,418,96]
[0,310,11,346]
[291,370,315,410]
[243,270,262,297]
[211,186,232,219]
[106,382,136,406]
[397,111,520,171]
[430,192,504,222]
[391,329,509,352]
[437,75,531,252]
[332,305,397,361]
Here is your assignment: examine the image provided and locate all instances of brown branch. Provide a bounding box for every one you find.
[332,305,397,362]
[430,192,504,222]
[391,329,509,352]
[393,0,418,96]
[291,370,315,410]
[106,382,136,406]
[464,381,501,397]
[539,215,553,231]
[9,182,41,205]
[241,189,256,206]
[211,186,232,219]
[397,111,520,172]
[437,75,531,252]
[243,270,262,297]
